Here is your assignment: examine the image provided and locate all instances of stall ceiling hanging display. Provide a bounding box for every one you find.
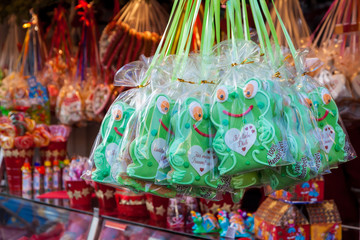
[99,0,169,76]
[83,0,356,202]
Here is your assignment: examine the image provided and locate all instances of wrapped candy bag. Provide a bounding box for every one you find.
[126,0,202,184]
[305,83,356,165]
[126,88,175,181]
[168,85,218,189]
[83,59,149,184]
[211,75,291,176]
[42,6,74,110]
[56,83,84,125]
[91,96,135,182]
[311,0,358,101]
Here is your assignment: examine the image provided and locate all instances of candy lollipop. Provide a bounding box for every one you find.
[0,136,15,149]
[33,126,51,147]
[92,101,135,181]
[14,134,34,149]
[127,94,174,181]
[168,98,218,188]
[211,78,288,176]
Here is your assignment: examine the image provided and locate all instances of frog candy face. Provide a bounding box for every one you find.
[101,101,135,139]
[211,78,285,176]
[309,87,338,125]
[143,94,174,136]
[168,98,217,187]
[92,101,135,182]
[211,79,266,128]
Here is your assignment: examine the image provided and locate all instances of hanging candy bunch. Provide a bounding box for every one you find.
[99,0,169,77]
[0,11,50,124]
[311,0,360,103]
[86,0,356,201]
[56,0,110,125]
[42,5,74,110]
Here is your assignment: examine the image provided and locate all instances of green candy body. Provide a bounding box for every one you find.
[92,101,135,182]
[309,87,346,167]
[168,98,218,188]
[127,94,174,181]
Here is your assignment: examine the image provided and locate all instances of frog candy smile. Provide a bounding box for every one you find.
[114,127,123,136]
[222,105,253,117]
[193,124,216,138]
[159,119,174,135]
[316,109,329,121]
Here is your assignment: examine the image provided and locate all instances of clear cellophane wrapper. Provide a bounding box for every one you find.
[210,40,295,197]
[263,49,356,194]
[156,54,221,200]
[56,80,84,126]
[105,58,177,198]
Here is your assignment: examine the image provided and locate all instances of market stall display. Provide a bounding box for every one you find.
[0,0,358,239]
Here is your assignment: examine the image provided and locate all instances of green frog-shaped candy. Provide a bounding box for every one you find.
[92,101,135,182]
[308,87,347,166]
[211,78,287,176]
[127,94,174,181]
[168,98,218,188]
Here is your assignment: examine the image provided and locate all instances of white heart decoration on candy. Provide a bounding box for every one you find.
[320,124,335,153]
[224,124,257,156]
[105,142,119,165]
[151,138,169,168]
[188,145,218,176]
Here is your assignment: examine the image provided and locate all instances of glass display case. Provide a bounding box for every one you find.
[0,192,214,240]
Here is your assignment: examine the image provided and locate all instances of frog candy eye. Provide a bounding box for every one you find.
[321,88,332,105]
[111,106,123,121]
[156,96,170,115]
[243,80,258,99]
[216,86,228,102]
[305,98,313,108]
[189,102,203,121]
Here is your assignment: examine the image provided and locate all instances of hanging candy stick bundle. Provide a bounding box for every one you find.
[269,0,311,49]
[99,0,169,77]
[86,0,357,200]
[311,0,360,101]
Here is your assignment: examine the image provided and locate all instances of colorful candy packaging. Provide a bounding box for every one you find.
[56,83,84,125]
[217,210,251,238]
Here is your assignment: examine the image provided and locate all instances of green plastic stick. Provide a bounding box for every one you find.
[141,0,184,85]
[172,0,201,81]
[260,0,281,61]
[214,0,221,45]
[242,0,251,41]
[271,0,298,70]
[176,0,193,56]
[249,0,266,56]
[252,0,274,66]
[200,0,211,56]
[233,0,244,40]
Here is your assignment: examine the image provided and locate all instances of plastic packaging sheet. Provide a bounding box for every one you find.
[82,59,149,184]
